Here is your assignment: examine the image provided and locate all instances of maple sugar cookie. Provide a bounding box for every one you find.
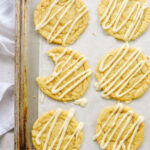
[36,47,92,102]
[95,43,150,101]
[34,0,89,45]
[93,103,144,150]
[32,109,83,150]
[98,0,150,41]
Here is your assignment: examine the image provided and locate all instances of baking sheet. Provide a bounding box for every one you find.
[26,0,150,149]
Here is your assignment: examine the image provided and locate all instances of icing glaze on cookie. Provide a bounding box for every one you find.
[36,0,60,30]
[63,122,84,150]
[35,0,88,45]
[93,103,144,150]
[37,47,91,101]
[73,98,88,107]
[100,0,148,41]
[35,109,83,150]
[47,48,92,99]
[62,5,88,45]
[95,43,150,99]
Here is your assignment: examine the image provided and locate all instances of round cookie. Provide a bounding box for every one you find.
[95,43,150,101]
[98,0,150,41]
[34,0,89,45]
[36,47,92,102]
[93,103,144,150]
[32,109,83,150]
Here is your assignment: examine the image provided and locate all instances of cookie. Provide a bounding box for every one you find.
[93,103,144,150]
[98,0,150,41]
[32,109,83,150]
[34,0,89,45]
[37,47,92,102]
[95,43,150,101]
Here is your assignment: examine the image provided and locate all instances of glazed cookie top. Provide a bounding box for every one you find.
[98,0,150,41]
[32,109,83,150]
[95,43,150,101]
[34,0,89,45]
[37,47,92,102]
[93,103,144,150]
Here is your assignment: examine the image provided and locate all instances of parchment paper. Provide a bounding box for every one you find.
[36,0,150,149]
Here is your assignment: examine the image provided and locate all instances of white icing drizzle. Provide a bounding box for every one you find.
[46,48,72,83]
[54,47,68,62]
[127,116,144,150]
[51,58,86,93]
[93,104,144,150]
[48,53,57,62]
[48,109,75,150]
[93,103,122,140]
[35,0,59,30]
[63,122,84,150]
[35,109,80,150]
[100,105,125,149]
[100,0,148,41]
[62,7,88,45]
[59,69,91,99]
[77,5,86,12]
[49,20,72,42]
[115,61,150,97]
[35,108,62,146]
[121,143,126,150]
[111,111,134,150]
[124,3,148,41]
[36,0,72,30]
[73,98,88,107]
[43,109,63,150]
[124,3,149,41]
[36,0,88,44]
[116,116,144,150]
[47,49,91,99]
[47,0,75,41]
[95,43,150,98]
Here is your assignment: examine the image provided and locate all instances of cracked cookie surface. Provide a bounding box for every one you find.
[98,0,150,41]
[95,43,150,101]
[32,109,83,150]
[93,104,144,150]
[34,0,89,45]
[37,47,91,102]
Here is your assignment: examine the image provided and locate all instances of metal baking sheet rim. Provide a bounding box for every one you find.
[15,0,29,149]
